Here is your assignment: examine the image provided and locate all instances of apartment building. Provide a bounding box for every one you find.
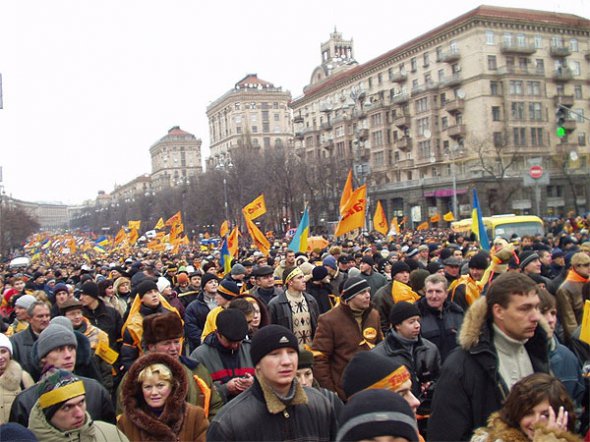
[291,5,590,222]
[206,74,292,167]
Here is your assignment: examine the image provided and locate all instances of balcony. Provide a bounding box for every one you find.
[444,98,465,114]
[553,67,573,82]
[321,139,334,150]
[550,46,571,58]
[411,81,439,97]
[393,112,411,128]
[294,131,304,140]
[447,124,466,139]
[395,136,413,152]
[553,94,574,107]
[496,66,544,77]
[293,115,304,124]
[440,73,462,88]
[320,121,333,131]
[392,93,410,105]
[441,49,461,63]
[397,158,415,168]
[500,43,537,55]
[357,128,369,141]
[390,71,408,83]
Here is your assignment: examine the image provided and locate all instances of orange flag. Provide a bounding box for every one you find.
[335,184,367,237]
[430,213,441,223]
[339,169,353,216]
[244,216,270,256]
[373,200,388,236]
[443,211,455,222]
[128,228,139,244]
[417,221,429,231]
[242,194,267,221]
[114,227,127,245]
[220,220,229,238]
[388,217,400,237]
[227,227,239,257]
[128,220,141,231]
[165,211,182,227]
[154,217,165,230]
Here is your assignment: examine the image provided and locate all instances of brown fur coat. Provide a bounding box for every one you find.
[471,412,582,442]
[117,353,208,442]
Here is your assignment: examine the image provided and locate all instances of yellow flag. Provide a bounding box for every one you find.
[244,216,270,256]
[220,220,229,238]
[95,340,119,365]
[335,185,367,237]
[242,194,267,221]
[165,211,182,227]
[128,220,141,231]
[340,169,353,216]
[430,213,441,223]
[388,217,400,237]
[373,200,388,236]
[227,227,239,257]
[114,227,127,245]
[154,217,165,230]
[128,228,139,245]
[580,300,590,345]
[417,221,429,231]
[443,211,455,222]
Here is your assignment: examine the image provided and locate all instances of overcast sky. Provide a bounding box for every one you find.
[1,0,588,205]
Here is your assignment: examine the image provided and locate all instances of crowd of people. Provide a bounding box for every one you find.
[0,220,588,441]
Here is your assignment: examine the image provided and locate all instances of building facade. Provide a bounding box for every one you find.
[291,6,590,224]
[150,126,202,192]
[111,174,153,203]
[206,74,293,166]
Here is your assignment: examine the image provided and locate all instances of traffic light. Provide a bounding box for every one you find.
[556,107,567,138]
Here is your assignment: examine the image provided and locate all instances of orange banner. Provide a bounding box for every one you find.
[373,200,388,236]
[335,185,367,237]
[242,194,267,221]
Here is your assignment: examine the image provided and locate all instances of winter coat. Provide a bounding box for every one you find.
[427,297,550,441]
[555,276,586,341]
[416,297,464,361]
[267,290,320,340]
[306,281,334,314]
[190,333,254,403]
[248,286,283,305]
[549,336,585,405]
[206,377,338,442]
[311,302,383,399]
[372,330,441,398]
[118,353,208,442]
[28,402,128,442]
[471,411,582,442]
[9,326,38,381]
[360,270,388,296]
[184,293,212,352]
[10,375,116,426]
[83,299,123,351]
[0,359,34,423]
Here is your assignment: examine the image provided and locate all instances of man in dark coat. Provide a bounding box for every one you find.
[416,273,464,361]
[248,265,283,305]
[207,325,338,441]
[184,273,219,352]
[427,272,550,441]
[79,281,122,351]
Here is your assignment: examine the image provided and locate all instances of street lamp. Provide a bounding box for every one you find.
[445,143,464,217]
[215,153,234,222]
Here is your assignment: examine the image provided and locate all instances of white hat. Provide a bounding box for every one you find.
[0,334,13,356]
[156,276,171,293]
[15,294,37,310]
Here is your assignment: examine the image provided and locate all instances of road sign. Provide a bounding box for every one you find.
[529,165,544,179]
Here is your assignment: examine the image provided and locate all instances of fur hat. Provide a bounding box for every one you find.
[250,324,298,366]
[143,312,183,346]
[336,389,418,442]
[37,324,78,359]
[389,301,421,327]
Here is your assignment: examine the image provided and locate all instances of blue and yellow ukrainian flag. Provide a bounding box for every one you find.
[219,240,232,275]
[471,189,490,251]
[288,206,309,253]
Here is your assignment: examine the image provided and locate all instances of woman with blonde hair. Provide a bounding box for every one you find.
[471,373,580,442]
[118,353,208,442]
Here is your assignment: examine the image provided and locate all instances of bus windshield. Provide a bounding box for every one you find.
[491,221,544,240]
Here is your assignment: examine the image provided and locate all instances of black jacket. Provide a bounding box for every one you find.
[426,297,550,441]
[9,375,115,426]
[248,286,283,305]
[372,330,441,398]
[184,292,212,352]
[267,290,320,340]
[83,299,122,351]
[207,378,337,441]
[416,297,464,361]
[9,327,38,381]
[306,281,333,314]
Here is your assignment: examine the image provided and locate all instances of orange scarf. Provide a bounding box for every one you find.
[391,280,421,304]
[565,269,589,283]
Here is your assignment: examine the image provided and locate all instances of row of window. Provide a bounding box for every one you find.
[485,31,579,51]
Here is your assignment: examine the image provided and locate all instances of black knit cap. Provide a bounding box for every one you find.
[389,301,421,327]
[341,276,370,301]
[200,273,219,289]
[342,351,404,398]
[216,309,248,341]
[519,251,540,270]
[468,253,489,270]
[81,281,99,299]
[297,349,315,369]
[426,261,444,274]
[137,280,159,297]
[250,324,298,366]
[336,389,418,442]
[391,261,411,278]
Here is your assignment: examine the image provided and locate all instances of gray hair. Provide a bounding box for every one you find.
[26,300,50,317]
[424,273,448,290]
